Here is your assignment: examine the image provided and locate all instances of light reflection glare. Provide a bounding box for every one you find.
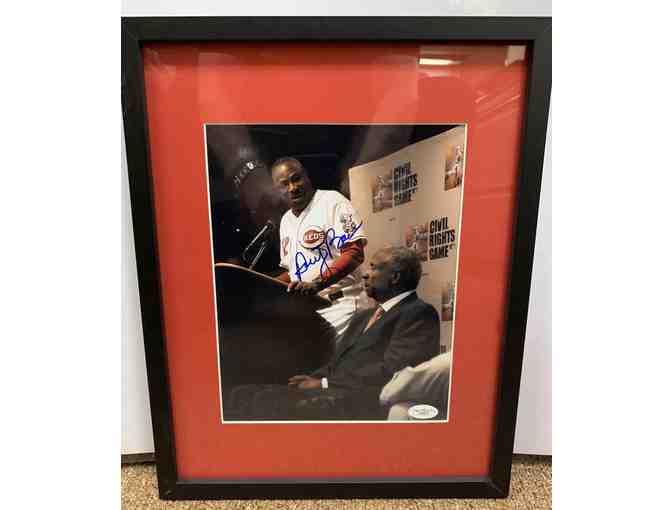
[418,58,463,66]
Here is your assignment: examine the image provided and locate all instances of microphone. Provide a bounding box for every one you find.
[242,220,275,262]
[327,282,364,301]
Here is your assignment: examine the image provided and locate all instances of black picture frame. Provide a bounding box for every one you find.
[122,16,551,500]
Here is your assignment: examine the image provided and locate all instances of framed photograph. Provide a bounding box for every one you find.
[122,17,551,500]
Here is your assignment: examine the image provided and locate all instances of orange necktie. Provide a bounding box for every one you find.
[364,306,385,332]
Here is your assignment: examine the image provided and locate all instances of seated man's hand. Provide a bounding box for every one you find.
[288,375,322,390]
[287,280,323,296]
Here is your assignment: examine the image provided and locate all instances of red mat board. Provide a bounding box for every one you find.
[142,42,528,480]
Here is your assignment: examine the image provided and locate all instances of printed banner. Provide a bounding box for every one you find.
[349,126,467,352]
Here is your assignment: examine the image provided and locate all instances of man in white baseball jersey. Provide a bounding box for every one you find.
[272,157,367,296]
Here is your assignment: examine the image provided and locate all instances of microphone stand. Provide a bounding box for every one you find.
[247,239,269,271]
[242,220,275,269]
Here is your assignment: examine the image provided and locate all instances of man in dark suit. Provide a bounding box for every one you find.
[226,246,440,420]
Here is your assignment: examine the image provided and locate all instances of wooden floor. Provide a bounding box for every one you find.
[121,454,551,509]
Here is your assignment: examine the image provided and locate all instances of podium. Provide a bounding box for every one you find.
[214,263,335,411]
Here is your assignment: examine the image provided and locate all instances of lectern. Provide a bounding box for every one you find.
[214,263,335,417]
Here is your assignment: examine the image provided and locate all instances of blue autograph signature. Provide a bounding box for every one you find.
[294,222,363,281]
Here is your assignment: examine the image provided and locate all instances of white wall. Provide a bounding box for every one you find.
[513,106,551,455]
[122,121,154,454]
[122,1,551,17]
[121,1,552,456]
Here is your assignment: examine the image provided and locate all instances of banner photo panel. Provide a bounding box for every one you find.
[349,125,467,358]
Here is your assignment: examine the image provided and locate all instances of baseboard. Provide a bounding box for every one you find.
[122,452,155,464]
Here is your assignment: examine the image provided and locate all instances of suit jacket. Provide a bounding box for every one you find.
[311,292,440,392]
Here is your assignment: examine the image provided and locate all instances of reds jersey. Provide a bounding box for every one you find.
[279,189,367,286]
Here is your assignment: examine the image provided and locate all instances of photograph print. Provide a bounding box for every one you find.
[205,124,467,423]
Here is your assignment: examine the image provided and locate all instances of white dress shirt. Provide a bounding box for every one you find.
[378,290,415,313]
